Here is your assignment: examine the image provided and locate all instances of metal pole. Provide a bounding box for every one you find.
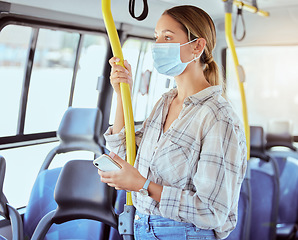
[224,0,250,160]
[101,0,136,239]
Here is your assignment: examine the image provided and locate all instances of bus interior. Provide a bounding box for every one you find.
[0,0,298,239]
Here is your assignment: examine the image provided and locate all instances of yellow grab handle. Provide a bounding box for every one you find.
[102,0,136,205]
[222,0,269,17]
[225,13,250,160]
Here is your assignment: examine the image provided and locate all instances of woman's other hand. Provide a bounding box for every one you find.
[98,152,146,191]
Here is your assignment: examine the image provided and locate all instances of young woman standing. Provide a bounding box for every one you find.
[98,5,247,239]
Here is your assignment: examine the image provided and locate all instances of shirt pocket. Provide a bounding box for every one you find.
[152,132,200,188]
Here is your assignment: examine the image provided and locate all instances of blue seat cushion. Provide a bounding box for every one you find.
[23,168,61,238]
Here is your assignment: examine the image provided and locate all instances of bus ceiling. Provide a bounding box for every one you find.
[1,0,298,40]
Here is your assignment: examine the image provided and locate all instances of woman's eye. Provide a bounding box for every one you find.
[165,36,171,40]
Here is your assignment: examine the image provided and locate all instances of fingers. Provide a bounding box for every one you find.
[98,170,124,190]
[108,184,124,191]
[110,71,132,85]
[108,56,120,66]
[110,63,130,75]
[109,56,126,73]
[98,169,116,179]
[109,57,129,75]
[124,60,132,76]
[109,152,126,166]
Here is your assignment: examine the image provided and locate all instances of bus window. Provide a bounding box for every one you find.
[72,34,108,108]
[109,38,175,124]
[24,29,80,134]
[1,143,94,208]
[0,24,107,209]
[226,46,298,136]
[0,25,32,136]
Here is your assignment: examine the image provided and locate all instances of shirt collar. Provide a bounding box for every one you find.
[162,85,222,105]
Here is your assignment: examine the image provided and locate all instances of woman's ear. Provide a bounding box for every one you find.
[193,38,206,55]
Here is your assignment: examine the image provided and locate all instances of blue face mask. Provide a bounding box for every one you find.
[151,39,203,77]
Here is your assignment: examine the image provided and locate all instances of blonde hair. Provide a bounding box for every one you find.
[163,5,220,86]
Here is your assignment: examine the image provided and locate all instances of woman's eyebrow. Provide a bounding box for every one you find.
[154,29,175,35]
[162,29,175,34]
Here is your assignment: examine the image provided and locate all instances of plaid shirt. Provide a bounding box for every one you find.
[104,85,247,239]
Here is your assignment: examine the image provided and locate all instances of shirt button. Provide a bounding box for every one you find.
[135,215,140,220]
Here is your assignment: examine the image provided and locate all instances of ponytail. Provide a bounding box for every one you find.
[204,60,220,86]
[201,52,220,86]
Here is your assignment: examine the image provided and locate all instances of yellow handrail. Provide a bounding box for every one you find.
[225,12,250,160]
[102,0,136,205]
[223,0,269,17]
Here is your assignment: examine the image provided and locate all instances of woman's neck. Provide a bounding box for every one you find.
[174,67,211,103]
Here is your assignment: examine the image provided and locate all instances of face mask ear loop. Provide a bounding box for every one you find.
[180,38,198,47]
[188,49,205,64]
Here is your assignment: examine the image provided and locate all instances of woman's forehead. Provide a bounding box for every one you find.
[154,14,185,35]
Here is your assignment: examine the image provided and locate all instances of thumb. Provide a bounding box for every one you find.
[109,152,127,166]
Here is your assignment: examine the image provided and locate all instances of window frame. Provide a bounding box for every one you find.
[0,14,108,150]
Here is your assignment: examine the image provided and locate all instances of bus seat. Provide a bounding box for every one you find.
[39,107,107,173]
[268,154,298,239]
[250,125,270,161]
[275,156,298,223]
[249,126,280,240]
[266,120,297,151]
[0,156,24,240]
[23,107,110,239]
[266,119,298,160]
[263,121,298,239]
[225,166,251,240]
[30,160,117,240]
[249,157,279,240]
[23,168,61,239]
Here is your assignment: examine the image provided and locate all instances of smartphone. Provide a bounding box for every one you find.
[93,154,122,171]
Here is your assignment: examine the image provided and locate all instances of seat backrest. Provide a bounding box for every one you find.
[31,160,117,240]
[23,168,61,239]
[24,107,108,239]
[225,167,251,240]
[0,156,24,240]
[249,126,280,240]
[275,156,298,224]
[39,107,105,172]
[267,152,298,238]
[266,120,296,151]
[250,126,269,161]
[250,126,265,152]
[57,107,102,151]
[249,157,279,240]
[265,120,298,238]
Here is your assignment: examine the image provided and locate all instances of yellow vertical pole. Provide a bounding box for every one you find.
[224,8,250,159]
[102,0,136,205]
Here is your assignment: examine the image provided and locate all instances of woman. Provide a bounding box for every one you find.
[98,5,247,240]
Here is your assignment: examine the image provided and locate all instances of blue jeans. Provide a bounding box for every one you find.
[134,210,217,240]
